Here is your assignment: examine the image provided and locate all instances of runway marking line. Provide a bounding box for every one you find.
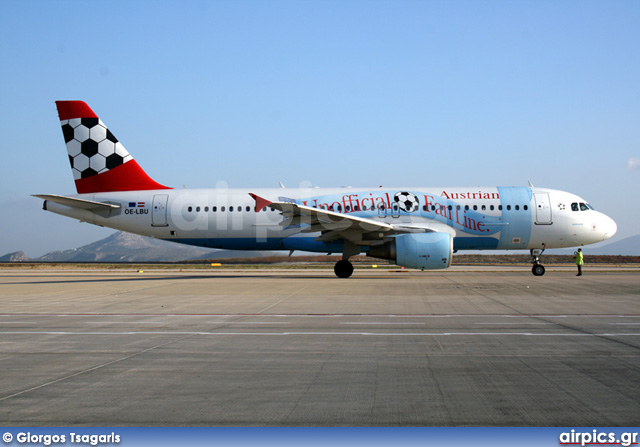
[341,322,425,325]
[475,322,556,325]
[2,331,639,337]
[0,335,189,403]
[0,313,639,318]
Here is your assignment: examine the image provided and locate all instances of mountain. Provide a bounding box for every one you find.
[8,231,637,262]
[2,231,272,263]
[584,234,640,256]
[551,234,640,256]
[31,232,216,262]
[0,251,30,262]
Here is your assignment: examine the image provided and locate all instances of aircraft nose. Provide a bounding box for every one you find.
[600,214,617,241]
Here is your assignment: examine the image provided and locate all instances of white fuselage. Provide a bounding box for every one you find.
[44,186,617,254]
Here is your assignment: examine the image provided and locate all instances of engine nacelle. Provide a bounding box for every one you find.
[368,232,452,270]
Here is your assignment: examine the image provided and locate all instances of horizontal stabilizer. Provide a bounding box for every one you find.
[32,194,121,211]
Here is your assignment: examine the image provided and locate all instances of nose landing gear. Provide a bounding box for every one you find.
[530,247,546,276]
[532,263,546,276]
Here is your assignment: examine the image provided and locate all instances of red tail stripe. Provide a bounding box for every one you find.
[56,101,98,120]
[74,160,171,194]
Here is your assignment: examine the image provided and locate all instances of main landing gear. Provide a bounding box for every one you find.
[334,259,354,278]
[530,248,546,276]
[334,241,359,278]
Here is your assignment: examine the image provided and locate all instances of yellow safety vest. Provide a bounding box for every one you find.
[575,251,584,265]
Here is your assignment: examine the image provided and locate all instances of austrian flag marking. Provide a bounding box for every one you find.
[125,202,149,215]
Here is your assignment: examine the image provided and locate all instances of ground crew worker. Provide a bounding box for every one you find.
[575,248,584,276]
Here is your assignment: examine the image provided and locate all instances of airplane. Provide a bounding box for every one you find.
[35,101,617,278]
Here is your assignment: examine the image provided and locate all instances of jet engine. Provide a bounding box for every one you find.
[368,232,452,270]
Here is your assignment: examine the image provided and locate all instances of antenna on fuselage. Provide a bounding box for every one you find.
[279,181,286,188]
[528,180,534,187]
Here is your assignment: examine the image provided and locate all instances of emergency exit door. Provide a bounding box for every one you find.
[152,194,169,227]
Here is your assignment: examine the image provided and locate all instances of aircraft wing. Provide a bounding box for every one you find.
[250,193,393,234]
[249,193,453,245]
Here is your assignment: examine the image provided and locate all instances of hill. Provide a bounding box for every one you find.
[30,232,215,262]
[0,251,30,262]
[585,234,640,256]
[17,232,266,263]
[3,232,638,264]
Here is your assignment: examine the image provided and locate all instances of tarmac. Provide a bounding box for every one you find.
[1,267,639,426]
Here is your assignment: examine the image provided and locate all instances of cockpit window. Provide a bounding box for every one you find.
[571,203,579,211]
[580,203,589,211]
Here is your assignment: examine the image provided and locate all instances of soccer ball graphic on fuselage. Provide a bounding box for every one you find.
[34,101,617,278]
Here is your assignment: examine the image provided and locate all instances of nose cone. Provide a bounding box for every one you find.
[600,214,617,241]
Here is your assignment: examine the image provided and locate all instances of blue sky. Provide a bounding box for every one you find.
[1,0,638,257]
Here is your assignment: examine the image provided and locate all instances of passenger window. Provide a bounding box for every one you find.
[221,206,226,212]
[196,206,201,212]
[465,205,469,211]
[490,205,494,211]
[213,206,217,212]
[431,205,436,211]
[229,206,233,212]
[188,206,193,212]
[571,203,579,211]
[507,205,511,210]
[448,205,452,211]
[473,205,478,211]
[456,205,461,210]
[515,205,519,210]
[481,205,486,210]
[246,206,250,212]
[262,207,267,212]
[204,206,209,212]
[523,205,528,210]
[422,205,427,211]
[580,203,589,211]
[498,205,503,210]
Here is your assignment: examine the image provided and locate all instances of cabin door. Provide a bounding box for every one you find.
[534,193,552,225]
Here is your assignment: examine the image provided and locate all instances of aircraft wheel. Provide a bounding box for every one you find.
[334,260,354,278]
[532,264,546,276]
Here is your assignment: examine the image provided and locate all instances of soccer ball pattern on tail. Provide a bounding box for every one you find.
[55,101,170,194]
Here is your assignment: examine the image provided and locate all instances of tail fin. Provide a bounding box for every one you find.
[56,101,171,194]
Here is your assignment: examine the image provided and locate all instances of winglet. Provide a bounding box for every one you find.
[249,193,272,212]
